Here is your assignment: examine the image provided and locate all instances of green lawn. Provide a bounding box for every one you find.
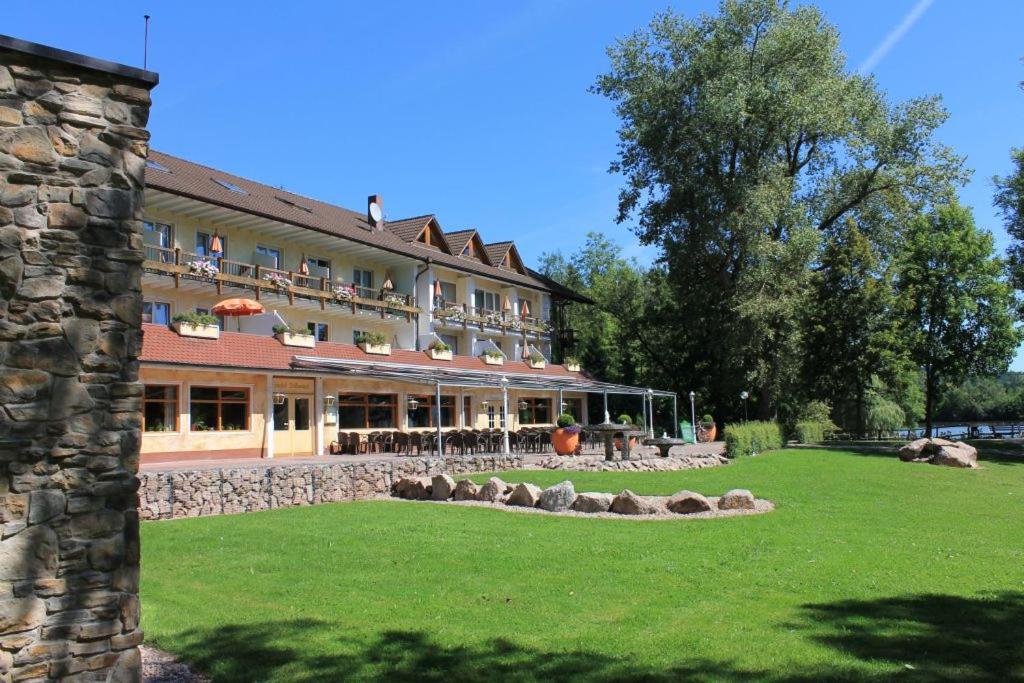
[140,449,1024,681]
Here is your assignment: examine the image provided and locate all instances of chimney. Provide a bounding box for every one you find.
[367,194,384,230]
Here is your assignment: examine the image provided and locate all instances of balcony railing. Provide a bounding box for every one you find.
[432,300,551,335]
[144,245,420,320]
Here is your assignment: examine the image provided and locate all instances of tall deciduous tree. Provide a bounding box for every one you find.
[994,147,1024,296]
[895,202,1020,436]
[592,0,965,418]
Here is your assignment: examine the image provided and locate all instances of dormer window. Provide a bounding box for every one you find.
[212,178,248,195]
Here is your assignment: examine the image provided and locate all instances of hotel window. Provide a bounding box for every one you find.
[407,395,455,428]
[519,398,551,424]
[255,244,282,269]
[462,396,471,428]
[143,220,174,262]
[306,257,331,280]
[307,322,329,342]
[352,329,366,345]
[439,334,459,355]
[143,385,178,432]
[189,387,249,431]
[487,404,505,429]
[142,301,170,325]
[195,231,226,258]
[438,281,457,303]
[337,393,396,429]
[473,289,499,312]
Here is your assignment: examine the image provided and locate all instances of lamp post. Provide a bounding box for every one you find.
[688,391,696,444]
[647,388,655,438]
[740,390,749,421]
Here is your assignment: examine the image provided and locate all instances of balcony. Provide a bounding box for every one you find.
[432,300,551,336]
[143,245,420,320]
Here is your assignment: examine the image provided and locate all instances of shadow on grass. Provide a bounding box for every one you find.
[164,621,846,682]
[799,591,1024,680]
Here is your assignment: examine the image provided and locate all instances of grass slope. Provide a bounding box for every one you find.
[141,449,1024,681]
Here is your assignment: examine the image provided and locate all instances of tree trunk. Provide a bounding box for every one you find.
[855,383,865,439]
[924,366,935,438]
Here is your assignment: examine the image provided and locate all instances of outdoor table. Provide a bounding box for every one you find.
[587,422,645,461]
[643,436,686,458]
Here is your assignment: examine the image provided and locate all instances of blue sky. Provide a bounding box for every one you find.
[8,1,1024,364]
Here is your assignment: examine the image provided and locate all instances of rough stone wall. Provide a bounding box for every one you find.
[0,48,154,682]
[138,454,523,520]
[526,452,728,472]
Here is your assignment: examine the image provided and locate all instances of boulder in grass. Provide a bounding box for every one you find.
[477,477,509,503]
[506,483,542,507]
[538,481,576,512]
[718,489,755,510]
[430,474,456,500]
[930,441,978,469]
[452,479,479,501]
[666,490,712,514]
[610,489,660,515]
[393,477,431,500]
[571,492,614,513]
[898,438,931,462]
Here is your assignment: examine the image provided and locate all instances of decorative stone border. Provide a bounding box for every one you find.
[391,476,773,521]
[526,453,728,472]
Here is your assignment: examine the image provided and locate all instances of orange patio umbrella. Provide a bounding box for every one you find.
[433,279,442,298]
[209,232,223,254]
[381,272,394,290]
[212,298,265,316]
[299,255,310,276]
[519,300,530,319]
[503,295,512,312]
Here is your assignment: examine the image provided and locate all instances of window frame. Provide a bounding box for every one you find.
[518,397,552,425]
[307,322,329,342]
[188,385,251,432]
[353,268,374,289]
[406,394,456,429]
[142,383,181,434]
[256,244,283,269]
[143,220,174,248]
[336,393,397,429]
[142,300,171,325]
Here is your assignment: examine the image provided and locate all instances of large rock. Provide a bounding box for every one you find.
[898,438,979,468]
[393,477,431,500]
[610,489,660,515]
[538,481,576,512]
[718,489,756,510]
[571,492,614,513]
[666,490,712,514]
[477,477,509,503]
[430,474,456,500]
[452,479,479,501]
[506,483,542,507]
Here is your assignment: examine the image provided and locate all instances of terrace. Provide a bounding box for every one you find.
[143,244,420,321]
[432,299,552,336]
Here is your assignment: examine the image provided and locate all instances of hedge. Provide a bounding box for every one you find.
[724,421,783,458]
[794,421,826,444]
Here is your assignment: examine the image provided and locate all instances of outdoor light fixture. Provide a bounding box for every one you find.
[518,400,529,411]
[407,397,420,411]
[273,392,286,405]
[740,390,749,421]
[688,391,697,445]
[323,395,337,408]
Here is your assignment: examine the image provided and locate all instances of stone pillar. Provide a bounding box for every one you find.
[0,37,157,682]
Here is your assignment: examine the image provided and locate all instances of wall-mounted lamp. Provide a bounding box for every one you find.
[273,392,286,405]
[324,395,337,408]
[407,397,420,411]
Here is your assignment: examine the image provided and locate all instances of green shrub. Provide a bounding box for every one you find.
[555,413,576,428]
[795,421,825,444]
[428,339,450,351]
[724,420,783,457]
[617,414,633,425]
[481,348,504,359]
[172,312,218,327]
[356,331,388,346]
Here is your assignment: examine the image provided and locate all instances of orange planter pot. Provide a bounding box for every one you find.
[552,428,580,455]
[698,424,717,442]
[613,435,638,451]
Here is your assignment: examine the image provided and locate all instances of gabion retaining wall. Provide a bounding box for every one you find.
[138,454,523,520]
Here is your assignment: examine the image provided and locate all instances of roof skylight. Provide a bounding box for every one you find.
[145,159,171,173]
[212,177,248,195]
[275,196,313,213]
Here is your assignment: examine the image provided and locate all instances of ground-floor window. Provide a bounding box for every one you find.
[190,387,249,431]
[562,398,583,421]
[407,395,455,428]
[518,397,551,424]
[143,385,178,432]
[462,396,471,428]
[337,393,396,429]
[487,404,505,429]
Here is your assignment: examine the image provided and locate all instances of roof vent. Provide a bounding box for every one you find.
[367,194,384,230]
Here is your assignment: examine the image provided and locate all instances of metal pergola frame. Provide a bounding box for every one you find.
[291,356,679,456]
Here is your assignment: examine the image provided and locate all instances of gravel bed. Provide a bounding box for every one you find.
[385,495,774,521]
[142,645,208,683]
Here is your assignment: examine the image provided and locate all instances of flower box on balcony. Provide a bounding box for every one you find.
[172,321,220,340]
[426,347,452,361]
[527,358,546,370]
[359,342,391,356]
[276,331,315,348]
[565,358,581,372]
[481,353,504,366]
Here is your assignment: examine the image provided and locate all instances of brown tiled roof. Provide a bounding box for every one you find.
[144,150,590,303]
[385,214,434,241]
[484,241,513,266]
[141,324,580,377]
[443,229,476,254]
